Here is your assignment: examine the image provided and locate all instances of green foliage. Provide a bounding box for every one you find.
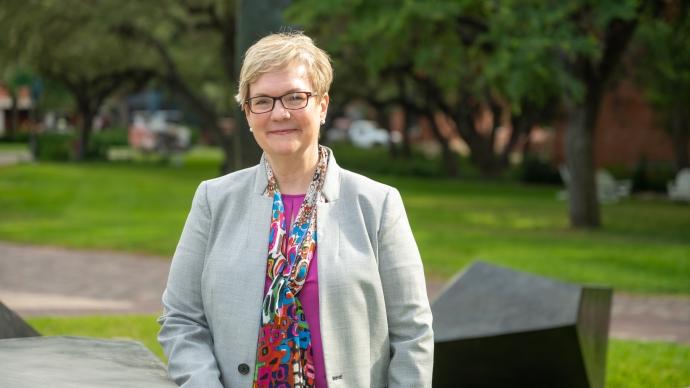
[88,128,130,160]
[31,128,129,161]
[1,149,688,293]
[520,155,561,184]
[0,0,155,81]
[34,132,75,161]
[106,1,235,114]
[631,159,677,192]
[287,0,642,112]
[328,143,442,178]
[634,11,690,136]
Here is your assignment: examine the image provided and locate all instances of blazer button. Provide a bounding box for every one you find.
[238,363,250,375]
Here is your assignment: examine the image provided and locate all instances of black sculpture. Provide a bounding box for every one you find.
[432,262,611,388]
[0,300,40,339]
[0,336,177,387]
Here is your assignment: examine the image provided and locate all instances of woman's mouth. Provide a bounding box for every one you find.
[268,129,298,135]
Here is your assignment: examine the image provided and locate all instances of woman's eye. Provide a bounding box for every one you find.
[286,94,306,103]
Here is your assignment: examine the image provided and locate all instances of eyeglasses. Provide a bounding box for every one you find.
[244,91,317,114]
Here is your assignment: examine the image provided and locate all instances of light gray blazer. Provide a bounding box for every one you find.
[158,151,434,388]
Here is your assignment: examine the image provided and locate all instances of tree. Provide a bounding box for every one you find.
[560,0,644,228]
[0,0,155,160]
[287,1,580,177]
[109,0,238,172]
[290,0,655,228]
[113,0,294,172]
[634,1,690,172]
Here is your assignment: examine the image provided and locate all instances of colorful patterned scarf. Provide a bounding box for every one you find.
[253,146,329,388]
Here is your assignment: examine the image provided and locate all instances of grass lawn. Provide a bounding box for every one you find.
[0,143,28,152]
[26,314,690,388]
[1,145,689,293]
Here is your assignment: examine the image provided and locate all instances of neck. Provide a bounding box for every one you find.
[267,145,319,194]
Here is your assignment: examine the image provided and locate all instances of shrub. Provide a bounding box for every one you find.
[88,127,129,160]
[520,155,561,184]
[34,132,75,161]
[632,159,675,192]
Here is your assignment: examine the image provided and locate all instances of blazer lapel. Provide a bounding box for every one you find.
[239,160,274,321]
[317,148,344,384]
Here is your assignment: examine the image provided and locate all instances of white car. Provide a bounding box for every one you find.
[348,120,389,148]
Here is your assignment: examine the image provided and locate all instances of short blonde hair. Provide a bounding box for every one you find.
[235,32,333,108]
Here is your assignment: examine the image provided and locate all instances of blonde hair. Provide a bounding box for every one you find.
[235,32,333,108]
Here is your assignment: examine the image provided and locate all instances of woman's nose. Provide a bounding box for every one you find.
[270,101,291,120]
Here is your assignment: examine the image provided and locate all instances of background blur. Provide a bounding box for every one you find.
[0,1,688,386]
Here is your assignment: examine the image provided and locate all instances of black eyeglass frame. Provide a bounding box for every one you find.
[244,91,318,114]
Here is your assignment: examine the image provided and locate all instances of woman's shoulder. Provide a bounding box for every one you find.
[199,164,260,197]
[338,167,399,203]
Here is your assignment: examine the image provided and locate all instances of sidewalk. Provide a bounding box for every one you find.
[1,241,689,344]
[0,149,31,166]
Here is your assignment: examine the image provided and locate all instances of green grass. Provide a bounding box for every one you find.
[25,315,690,387]
[1,146,689,293]
[27,315,165,361]
[607,339,690,387]
[0,142,29,153]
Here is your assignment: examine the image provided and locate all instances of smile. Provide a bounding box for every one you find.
[267,129,299,135]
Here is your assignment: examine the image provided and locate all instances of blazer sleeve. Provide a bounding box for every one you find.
[378,188,434,388]
[158,182,223,388]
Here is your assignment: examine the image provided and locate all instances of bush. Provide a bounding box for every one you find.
[632,160,675,192]
[0,131,31,143]
[329,143,442,178]
[33,128,130,162]
[88,127,129,160]
[520,155,561,184]
[34,132,75,161]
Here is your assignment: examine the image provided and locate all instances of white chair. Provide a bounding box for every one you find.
[557,166,630,203]
[668,168,690,202]
[596,170,625,203]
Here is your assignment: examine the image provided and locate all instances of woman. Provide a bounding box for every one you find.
[158,32,433,388]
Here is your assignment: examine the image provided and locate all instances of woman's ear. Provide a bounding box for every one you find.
[319,93,330,122]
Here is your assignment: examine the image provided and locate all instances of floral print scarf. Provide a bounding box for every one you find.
[253,145,329,388]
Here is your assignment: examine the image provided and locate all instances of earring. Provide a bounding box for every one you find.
[320,118,325,125]
[249,127,253,132]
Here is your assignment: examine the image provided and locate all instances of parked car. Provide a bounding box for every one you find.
[348,120,389,148]
[128,110,191,153]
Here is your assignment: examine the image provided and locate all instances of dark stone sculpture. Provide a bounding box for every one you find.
[432,262,611,388]
[0,300,40,339]
[0,336,176,387]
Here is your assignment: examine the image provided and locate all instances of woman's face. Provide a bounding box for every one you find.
[245,64,328,161]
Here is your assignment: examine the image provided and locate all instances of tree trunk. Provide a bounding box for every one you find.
[401,107,413,158]
[669,107,689,171]
[234,0,292,170]
[564,103,600,228]
[563,12,638,229]
[9,90,19,140]
[76,103,94,161]
[427,114,458,177]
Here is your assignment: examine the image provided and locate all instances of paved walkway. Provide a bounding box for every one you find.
[1,241,689,344]
[0,149,32,166]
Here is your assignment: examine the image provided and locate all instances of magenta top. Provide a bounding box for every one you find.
[263,193,327,388]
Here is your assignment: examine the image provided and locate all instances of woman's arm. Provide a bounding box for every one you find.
[378,188,434,388]
[158,182,224,388]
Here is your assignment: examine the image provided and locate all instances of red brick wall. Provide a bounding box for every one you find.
[553,80,689,169]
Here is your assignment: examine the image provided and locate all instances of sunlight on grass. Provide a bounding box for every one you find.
[27,315,165,361]
[607,339,690,387]
[1,147,689,293]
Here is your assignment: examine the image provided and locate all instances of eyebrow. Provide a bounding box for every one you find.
[249,89,308,98]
